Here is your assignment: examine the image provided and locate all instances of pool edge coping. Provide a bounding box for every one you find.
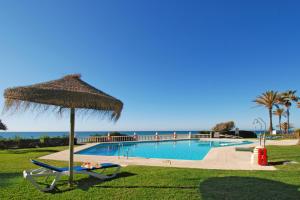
[39,138,282,171]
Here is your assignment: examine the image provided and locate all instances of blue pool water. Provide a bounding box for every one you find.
[76,140,252,160]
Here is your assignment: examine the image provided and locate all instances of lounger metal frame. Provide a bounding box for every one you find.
[23,161,121,192]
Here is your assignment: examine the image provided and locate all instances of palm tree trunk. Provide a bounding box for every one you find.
[269,108,273,133]
[296,130,300,145]
[279,115,282,133]
[68,108,75,187]
[287,108,290,134]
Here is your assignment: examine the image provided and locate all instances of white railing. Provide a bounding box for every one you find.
[192,134,212,139]
[137,134,190,141]
[77,133,194,144]
[77,136,135,143]
[137,135,156,141]
[77,136,107,143]
[176,134,190,139]
[110,136,135,142]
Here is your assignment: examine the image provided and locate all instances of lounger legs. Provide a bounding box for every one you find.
[80,165,121,179]
[24,165,121,192]
[23,169,62,192]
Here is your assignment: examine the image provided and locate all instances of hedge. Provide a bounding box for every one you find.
[0,137,75,149]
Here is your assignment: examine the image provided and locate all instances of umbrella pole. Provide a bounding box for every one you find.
[68,108,75,187]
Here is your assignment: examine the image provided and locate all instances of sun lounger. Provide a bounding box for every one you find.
[23,159,121,192]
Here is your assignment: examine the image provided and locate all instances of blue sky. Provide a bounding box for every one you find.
[0,0,300,131]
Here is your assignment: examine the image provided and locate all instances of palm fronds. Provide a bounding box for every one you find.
[253,90,278,109]
[253,91,278,133]
[279,122,293,134]
[0,120,7,130]
[273,108,285,117]
[277,90,299,107]
[277,90,298,134]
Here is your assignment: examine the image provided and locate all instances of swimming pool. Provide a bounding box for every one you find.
[76,140,252,161]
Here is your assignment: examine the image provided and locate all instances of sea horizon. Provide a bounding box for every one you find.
[0,130,264,139]
[0,131,200,139]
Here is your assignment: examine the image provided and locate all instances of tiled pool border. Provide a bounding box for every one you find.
[37,138,297,171]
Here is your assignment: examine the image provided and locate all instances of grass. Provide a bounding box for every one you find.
[0,146,299,199]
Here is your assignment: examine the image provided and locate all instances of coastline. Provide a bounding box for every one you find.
[0,131,199,139]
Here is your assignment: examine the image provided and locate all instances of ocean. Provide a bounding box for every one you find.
[0,131,199,139]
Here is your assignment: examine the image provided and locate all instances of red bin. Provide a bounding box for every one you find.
[258,148,263,165]
[258,148,268,166]
[261,148,268,166]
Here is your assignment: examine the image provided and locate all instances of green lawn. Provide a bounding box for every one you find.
[0,145,300,200]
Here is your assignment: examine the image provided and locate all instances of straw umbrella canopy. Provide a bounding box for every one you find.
[0,120,7,130]
[3,74,123,185]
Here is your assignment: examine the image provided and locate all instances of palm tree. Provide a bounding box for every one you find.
[0,120,7,130]
[280,122,293,134]
[273,107,285,133]
[254,91,278,133]
[277,90,299,134]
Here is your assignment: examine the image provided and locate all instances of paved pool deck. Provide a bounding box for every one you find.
[40,139,298,171]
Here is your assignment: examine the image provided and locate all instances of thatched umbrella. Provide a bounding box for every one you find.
[3,74,123,185]
[0,120,7,130]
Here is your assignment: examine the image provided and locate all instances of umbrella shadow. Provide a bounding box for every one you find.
[199,176,300,200]
[0,172,22,187]
[48,172,136,193]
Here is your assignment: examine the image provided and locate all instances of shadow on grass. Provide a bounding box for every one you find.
[200,176,300,200]
[268,160,291,166]
[95,185,198,190]
[0,172,21,187]
[48,172,137,193]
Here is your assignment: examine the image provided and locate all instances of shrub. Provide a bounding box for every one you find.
[109,132,127,136]
[91,132,128,137]
[13,136,22,142]
[226,130,257,138]
[212,121,235,132]
[89,132,134,142]
[198,131,211,135]
[39,135,50,144]
[293,129,300,139]
[91,133,104,137]
[0,137,70,149]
